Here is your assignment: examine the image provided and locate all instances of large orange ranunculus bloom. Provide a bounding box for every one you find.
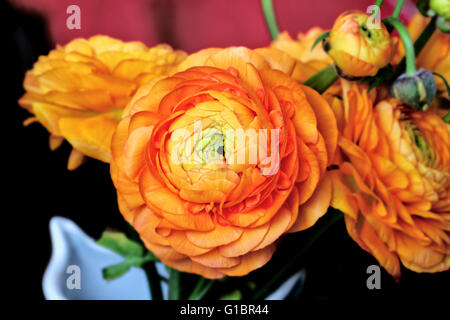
[19,35,187,169]
[329,80,450,279]
[110,47,338,278]
[270,28,333,82]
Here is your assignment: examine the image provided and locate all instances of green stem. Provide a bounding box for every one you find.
[303,65,339,94]
[188,277,215,300]
[375,0,384,7]
[392,0,405,19]
[168,268,181,300]
[393,16,436,78]
[261,0,280,40]
[372,0,384,19]
[252,212,343,300]
[433,72,450,96]
[383,17,416,75]
[143,262,163,300]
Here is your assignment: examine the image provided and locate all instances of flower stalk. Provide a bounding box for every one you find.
[383,17,416,75]
[143,262,163,300]
[375,0,384,8]
[392,0,405,19]
[394,16,437,79]
[188,277,216,300]
[168,268,181,300]
[261,0,280,40]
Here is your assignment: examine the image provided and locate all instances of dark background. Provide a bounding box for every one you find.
[3,0,448,304]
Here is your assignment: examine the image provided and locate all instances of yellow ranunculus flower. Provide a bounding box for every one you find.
[270,28,333,82]
[19,35,187,169]
[328,10,394,77]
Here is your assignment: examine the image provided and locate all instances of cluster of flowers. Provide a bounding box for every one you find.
[19,6,449,280]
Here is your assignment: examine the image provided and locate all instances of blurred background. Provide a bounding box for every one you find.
[4,0,448,302]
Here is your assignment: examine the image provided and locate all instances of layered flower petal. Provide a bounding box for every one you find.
[19,35,187,169]
[270,28,333,82]
[330,80,450,279]
[111,47,337,278]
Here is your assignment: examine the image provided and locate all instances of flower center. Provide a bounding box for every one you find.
[193,126,226,165]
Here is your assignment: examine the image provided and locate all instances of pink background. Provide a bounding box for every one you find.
[11,0,416,52]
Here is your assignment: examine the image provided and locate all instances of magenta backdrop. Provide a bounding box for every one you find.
[10,0,416,52]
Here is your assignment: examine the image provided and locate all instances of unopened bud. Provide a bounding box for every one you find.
[437,15,450,33]
[391,69,437,109]
[430,0,450,20]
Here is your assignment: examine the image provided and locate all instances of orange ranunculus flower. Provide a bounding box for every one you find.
[19,35,187,169]
[270,28,333,81]
[329,81,450,279]
[110,47,338,278]
[329,10,394,77]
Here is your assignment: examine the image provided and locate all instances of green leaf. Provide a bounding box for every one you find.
[102,262,131,280]
[97,231,144,258]
[443,111,450,123]
[303,65,338,94]
[220,290,242,300]
[364,67,395,92]
[311,31,330,51]
[97,231,159,281]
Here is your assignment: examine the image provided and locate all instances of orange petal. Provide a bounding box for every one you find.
[185,223,243,248]
[297,139,320,205]
[219,223,270,257]
[218,245,276,277]
[301,84,338,166]
[191,249,241,268]
[396,233,450,273]
[329,169,359,219]
[59,113,118,163]
[329,49,379,77]
[166,231,212,256]
[162,257,225,279]
[289,172,333,232]
[253,206,292,250]
[356,215,401,279]
[67,148,85,170]
[123,125,153,181]
[49,135,64,151]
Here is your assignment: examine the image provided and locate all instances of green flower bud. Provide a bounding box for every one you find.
[391,68,437,110]
[436,15,450,33]
[430,0,450,20]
